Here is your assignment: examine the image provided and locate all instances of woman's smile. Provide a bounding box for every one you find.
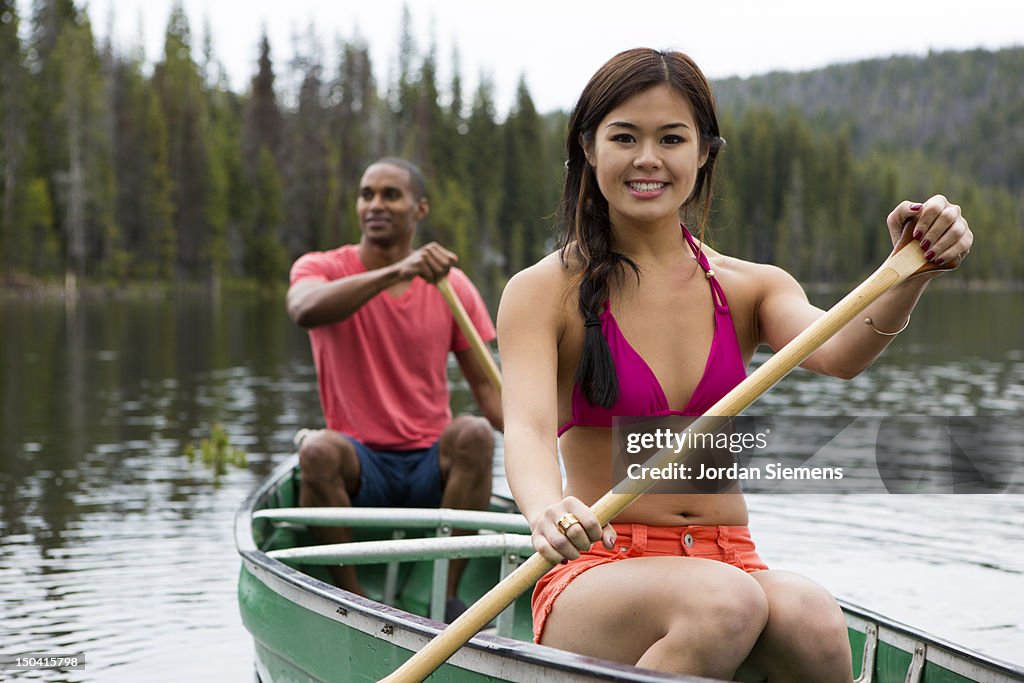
[626,179,670,198]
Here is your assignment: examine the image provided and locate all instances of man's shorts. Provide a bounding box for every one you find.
[347,436,444,508]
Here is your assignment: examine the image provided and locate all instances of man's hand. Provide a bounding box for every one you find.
[396,242,458,283]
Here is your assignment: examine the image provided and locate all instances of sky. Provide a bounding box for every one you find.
[50,0,1024,114]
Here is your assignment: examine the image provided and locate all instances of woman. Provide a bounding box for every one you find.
[497,48,972,681]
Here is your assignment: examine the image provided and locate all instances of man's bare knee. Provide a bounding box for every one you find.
[444,416,494,470]
[299,433,357,483]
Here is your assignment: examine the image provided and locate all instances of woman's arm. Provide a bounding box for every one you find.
[497,264,565,523]
[497,261,614,562]
[757,195,972,379]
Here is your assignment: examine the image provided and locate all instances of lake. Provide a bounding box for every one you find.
[1,287,1022,681]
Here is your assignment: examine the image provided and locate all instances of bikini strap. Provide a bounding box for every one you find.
[681,225,727,310]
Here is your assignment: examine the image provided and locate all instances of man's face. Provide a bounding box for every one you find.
[356,163,428,247]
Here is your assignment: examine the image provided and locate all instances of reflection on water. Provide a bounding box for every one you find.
[0,289,1021,680]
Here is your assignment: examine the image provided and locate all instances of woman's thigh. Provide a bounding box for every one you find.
[542,556,769,667]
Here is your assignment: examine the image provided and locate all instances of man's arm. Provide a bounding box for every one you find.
[287,268,404,328]
[287,243,458,328]
[454,347,503,432]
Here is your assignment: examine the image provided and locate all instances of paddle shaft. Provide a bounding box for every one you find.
[437,277,502,393]
[382,235,936,683]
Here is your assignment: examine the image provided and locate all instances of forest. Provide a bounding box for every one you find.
[0,1,1021,302]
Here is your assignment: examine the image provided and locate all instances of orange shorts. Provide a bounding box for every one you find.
[531,523,768,643]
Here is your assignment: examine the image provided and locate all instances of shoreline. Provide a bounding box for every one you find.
[0,277,285,301]
[3,275,1023,302]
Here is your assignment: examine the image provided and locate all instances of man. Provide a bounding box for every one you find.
[286,157,502,621]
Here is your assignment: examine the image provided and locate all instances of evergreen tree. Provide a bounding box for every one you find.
[243,32,283,164]
[283,43,330,259]
[21,177,59,272]
[245,146,287,286]
[464,76,502,290]
[387,4,417,156]
[437,43,469,185]
[143,88,176,278]
[240,31,285,278]
[0,0,26,272]
[27,2,114,283]
[500,76,550,273]
[327,37,379,247]
[411,44,443,182]
[153,2,210,277]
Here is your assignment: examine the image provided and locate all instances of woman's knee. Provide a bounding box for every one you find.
[704,571,770,643]
[795,588,850,664]
[770,578,847,638]
[658,567,768,650]
[757,574,852,679]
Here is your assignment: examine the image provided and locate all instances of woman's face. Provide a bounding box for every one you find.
[583,84,707,230]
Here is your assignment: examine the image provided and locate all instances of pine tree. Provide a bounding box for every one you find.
[245,146,287,286]
[240,31,285,279]
[328,38,379,247]
[411,44,443,182]
[243,32,283,165]
[0,0,27,273]
[283,43,330,259]
[464,76,502,291]
[153,2,210,277]
[388,4,417,156]
[144,89,176,279]
[500,76,550,272]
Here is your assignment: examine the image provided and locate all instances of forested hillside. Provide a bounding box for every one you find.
[708,48,1023,282]
[714,49,1024,192]
[0,1,1020,300]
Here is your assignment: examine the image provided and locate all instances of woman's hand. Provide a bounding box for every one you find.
[530,496,616,564]
[887,194,973,269]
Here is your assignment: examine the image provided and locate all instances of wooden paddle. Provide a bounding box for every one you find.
[436,276,502,393]
[383,222,951,682]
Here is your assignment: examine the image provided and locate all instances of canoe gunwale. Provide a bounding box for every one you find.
[840,600,1024,682]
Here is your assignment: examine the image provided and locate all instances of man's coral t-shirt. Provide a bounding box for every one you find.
[290,245,496,450]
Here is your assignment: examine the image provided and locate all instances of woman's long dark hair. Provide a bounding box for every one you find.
[557,48,725,408]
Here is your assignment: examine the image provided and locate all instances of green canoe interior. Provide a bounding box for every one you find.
[247,465,536,638]
[240,463,1015,683]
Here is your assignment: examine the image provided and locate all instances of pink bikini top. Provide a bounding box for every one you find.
[558,226,747,436]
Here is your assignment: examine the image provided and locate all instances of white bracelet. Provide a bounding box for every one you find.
[864,315,911,336]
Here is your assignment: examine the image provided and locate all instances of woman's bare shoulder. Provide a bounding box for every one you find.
[702,245,801,292]
[502,252,573,304]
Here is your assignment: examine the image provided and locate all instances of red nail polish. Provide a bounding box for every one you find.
[909,203,923,211]
[920,240,931,251]
[912,230,922,240]
[925,250,935,261]
[934,258,945,265]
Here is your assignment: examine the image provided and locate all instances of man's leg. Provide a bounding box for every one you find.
[297,430,365,595]
[437,415,495,604]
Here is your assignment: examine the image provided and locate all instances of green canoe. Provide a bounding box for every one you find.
[236,455,1024,682]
